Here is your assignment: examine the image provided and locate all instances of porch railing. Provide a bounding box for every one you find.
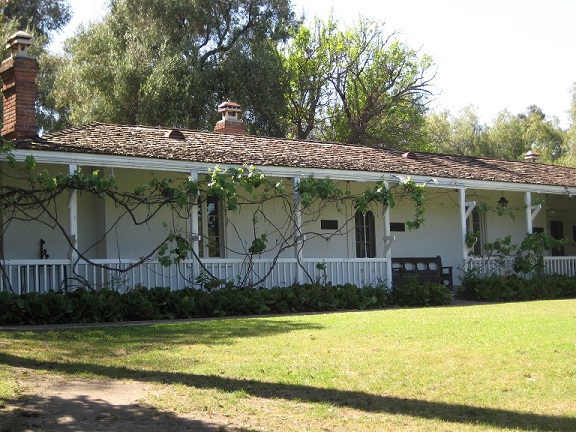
[464,256,576,277]
[0,257,389,294]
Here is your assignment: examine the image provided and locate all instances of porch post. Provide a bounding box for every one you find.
[459,188,476,261]
[383,181,394,290]
[68,164,78,264]
[525,191,541,234]
[189,172,200,283]
[525,191,533,234]
[293,177,304,284]
[459,188,467,261]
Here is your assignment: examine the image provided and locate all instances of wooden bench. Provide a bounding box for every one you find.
[392,256,453,291]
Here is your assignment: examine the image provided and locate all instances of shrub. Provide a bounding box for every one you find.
[458,272,576,302]
[392,275,452,307]
[0,278,453,326]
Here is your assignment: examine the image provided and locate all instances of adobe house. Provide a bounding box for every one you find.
[2,32,576,294]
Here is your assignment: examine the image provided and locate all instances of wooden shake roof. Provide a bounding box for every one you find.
[11,122,576,188]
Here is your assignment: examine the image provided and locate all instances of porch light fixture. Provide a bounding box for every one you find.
[497,193,508,208]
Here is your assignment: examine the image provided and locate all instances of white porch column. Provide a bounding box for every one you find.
[68,164,78,264]
[525,191,533,234]
[293,177,304,284]
[189,172,200,282]
[459,188,476,261]
[383,181,394,290]
[525,191,541,234]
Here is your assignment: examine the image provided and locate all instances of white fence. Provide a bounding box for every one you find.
[464,256,576,277]
[0,257,389,294]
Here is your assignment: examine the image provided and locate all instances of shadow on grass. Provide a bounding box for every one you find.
[0,393,257,432]
[1,353,574,431]
[0,318,324,353]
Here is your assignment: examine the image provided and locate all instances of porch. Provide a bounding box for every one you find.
[0,257,389,295]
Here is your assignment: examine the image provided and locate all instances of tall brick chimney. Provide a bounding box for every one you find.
[0,31,40,140]
[214,101,247,135]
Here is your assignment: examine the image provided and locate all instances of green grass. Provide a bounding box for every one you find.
[1,300,576,431]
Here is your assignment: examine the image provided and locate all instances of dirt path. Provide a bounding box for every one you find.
[0,370,242,432]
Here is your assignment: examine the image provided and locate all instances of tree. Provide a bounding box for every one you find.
[46,0,296,134]
[425,105,567,163]
[324,19,433,147]
[485,110,526,160]
[1,0,71,132]
[519,105,566,164]
[562,83,576,166]
[425,106,489,156]
[282,18,335,140]
[1,0,70,42]
[283,17,433,147]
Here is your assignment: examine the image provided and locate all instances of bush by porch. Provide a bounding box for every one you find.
[0,280,452,326]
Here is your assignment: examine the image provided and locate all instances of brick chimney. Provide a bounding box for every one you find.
[214,101,247,135]
[0,31,40,140]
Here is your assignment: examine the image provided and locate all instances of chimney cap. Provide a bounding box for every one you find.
[6,31,34,58]
[218,101,242,113]
[524,150,540,162]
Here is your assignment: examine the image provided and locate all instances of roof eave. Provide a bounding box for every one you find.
[7,149,574,196]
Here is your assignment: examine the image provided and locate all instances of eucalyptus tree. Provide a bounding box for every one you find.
[47,0,296,134]
[0,0,71,132]
[518,105,566,164]
[562,83,576,166]
[485,110,526,160]
[425,106,489,156]
[1,0,70,42]
[425,105,567,163]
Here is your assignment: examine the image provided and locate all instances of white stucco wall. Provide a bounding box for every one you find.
[1,162,71,259]
[77,186,107,259]
[100,168,190,260]
[470,190,529,246]
[390,188,463,272]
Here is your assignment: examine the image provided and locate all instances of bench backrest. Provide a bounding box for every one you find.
[392,256,443,272]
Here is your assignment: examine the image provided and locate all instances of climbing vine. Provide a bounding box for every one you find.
[0,143,428,291]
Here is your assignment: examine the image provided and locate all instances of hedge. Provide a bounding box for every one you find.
[0,281,452,326]
[457,273,576,302]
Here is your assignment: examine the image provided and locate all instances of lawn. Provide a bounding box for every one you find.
[1,300,575,431]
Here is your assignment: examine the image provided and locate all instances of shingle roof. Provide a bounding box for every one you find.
[13,122,576,188]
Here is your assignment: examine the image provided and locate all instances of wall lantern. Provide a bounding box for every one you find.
[498,193,509,208]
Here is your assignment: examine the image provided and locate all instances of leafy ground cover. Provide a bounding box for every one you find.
[0,300,575,431]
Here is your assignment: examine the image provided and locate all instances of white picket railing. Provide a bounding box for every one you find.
[544,256,576,276]
[0,257,389,294]
[464,256,576,277]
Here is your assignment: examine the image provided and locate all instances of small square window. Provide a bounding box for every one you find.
[321,220,338,230]
[390,222,406,232]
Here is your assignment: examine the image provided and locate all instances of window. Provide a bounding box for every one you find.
[321,220,338,230]
[550,220,565,256]
[199,197,223,257]
[467,208,485,256]
[390,222,406,232]
[355,211,376,258]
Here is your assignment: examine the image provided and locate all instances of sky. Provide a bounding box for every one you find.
[51,0,576,128]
